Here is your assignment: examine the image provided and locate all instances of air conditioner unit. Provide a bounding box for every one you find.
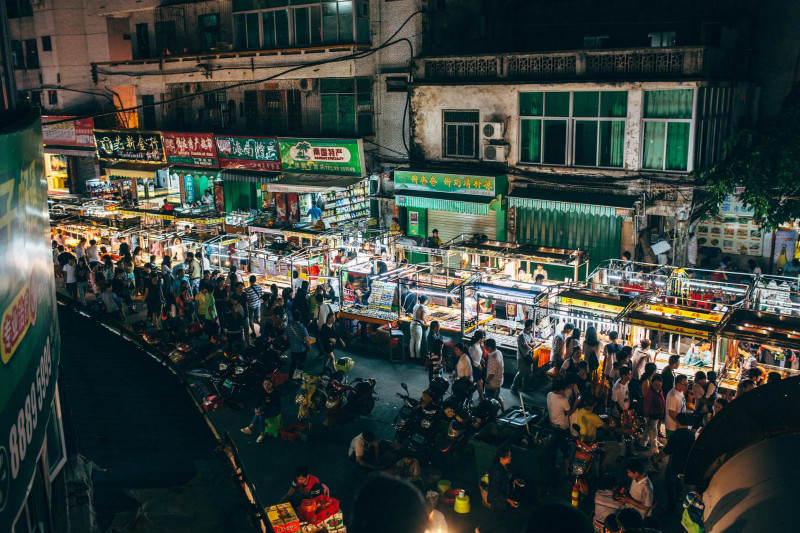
[299,78,316,92]
[483,144,507,162]
[481,121,504,140]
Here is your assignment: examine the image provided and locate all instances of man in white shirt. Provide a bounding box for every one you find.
[631,339,654,379]
[75,237,87,261]
[348,430,378,469]
[484,339,504,405]
[665,375,688,437]
[63,257,78,298]
[547,379,574,472]
[201,190,214,205]
[618,458,654,518]
[86,239,101,265]
[611,366,632,415]
[409,295,429,360]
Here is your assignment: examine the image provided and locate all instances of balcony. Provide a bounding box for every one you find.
[415,47,746,82]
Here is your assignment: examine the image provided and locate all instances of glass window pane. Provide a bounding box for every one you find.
[262,12,276,48]
[322,3,338,43]
[338,94,356,135]
[356,0,369,43]
[275,9,290,46]
[294,7,310,45]
[600,91,628,117]
[573,92,599,117]
[520,119,541,163]
[458,125,476,156]
[665,122,690,171]
[519,92,542,116]
[545,92,569,117]
[642,121,667,170]
[358,112,373,135]
[543,119,567,164]
[321,94,338,134]
[446,124,457,156]
[574,120,598,166]
[599,120,625,167]
[235,15,247,49]
[310,5,321,44]
[644,89,693,119]
[246,13,260,48]
[338,1,353,43]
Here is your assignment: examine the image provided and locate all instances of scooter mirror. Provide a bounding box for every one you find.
[401,383,408,391]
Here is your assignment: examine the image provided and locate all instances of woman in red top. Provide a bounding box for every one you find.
[643,374,666,456]
[176,282,194,323]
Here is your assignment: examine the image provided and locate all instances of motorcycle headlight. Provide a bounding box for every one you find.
[421,419,432,429]
[447,425,459,438]
[295,393,306,405]
[326,400,336,409]
[218,363,228,371]
[572,464,585,476]
[234,366,245,375]
[396,419,407,428]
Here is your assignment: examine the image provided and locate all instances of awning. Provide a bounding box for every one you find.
[509,187,640,217]
[221,169,281,184]
[556,288,631,315]
[395,190,496,215]
[44,146,96,158]
[103,161,169,179]
[622,310,718,339]
[265,173,365,193]
[719,309,800,350]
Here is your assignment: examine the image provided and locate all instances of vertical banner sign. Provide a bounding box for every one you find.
[178,174,187,206]
[0,116,61,531]
[213,181,225,214]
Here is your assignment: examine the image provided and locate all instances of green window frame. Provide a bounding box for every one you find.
[320,77,372,136]
[442,110,480,159]
[641,89,694,171]
[519,90,627,168]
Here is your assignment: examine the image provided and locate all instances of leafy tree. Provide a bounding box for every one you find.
[693,84,800,230]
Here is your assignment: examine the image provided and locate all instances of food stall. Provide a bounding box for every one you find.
[714,308,800,394]
[586,260,673,297]
[205,234,245,273]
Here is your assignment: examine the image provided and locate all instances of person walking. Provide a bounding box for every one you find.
[666,375,688,438]
[654,412,695,513]
[143,272,164,331]
[476,447,520,533]
[551,323,574,373]
[511,319,536,393]
[469,330,487,401]
[409,295,429,360]
[245,275,264,337]
[285,310,311,378]
[75,257,90,305]
[643,374,665,456]
[320,311,345,374]
[187,252,202,295]
[63,256,78,299]
[484,338,504,408]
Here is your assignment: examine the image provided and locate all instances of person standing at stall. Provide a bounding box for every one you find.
[511,319,536,394]
[551,323,574,374]
[469,330,487,401]
[426,229,442,249]
[409,295,429,361]
[485,338,504,408]
[187,252,202,295]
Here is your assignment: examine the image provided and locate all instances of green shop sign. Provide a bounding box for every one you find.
[394,171,507,197]
[0,115,61,531]
[278,138,365,176]
[215,135,281,172]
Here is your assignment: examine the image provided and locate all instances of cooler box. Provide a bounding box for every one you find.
[298,495,340,525]
[266,503,300,533]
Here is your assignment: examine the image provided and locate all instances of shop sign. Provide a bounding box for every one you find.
[649,305,723,323]
[179,173,196,204]
[394,171,503,197]
[213,180,225,214]
[0,117,61,532]
[278,138,365,176]
[215,135,281,171]
[720,189,755,217]
[94,130,165,162]
[696,216,763,256]
[116,209,175,220]
[162,132,217,167]
[42,116,95,147]
[559,296,624,314]
[626,318,711,339]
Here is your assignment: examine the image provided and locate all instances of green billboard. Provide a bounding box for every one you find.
[278,138,365,176]
[0,115,61,531]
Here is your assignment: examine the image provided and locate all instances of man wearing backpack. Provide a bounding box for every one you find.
[245,275,264,337]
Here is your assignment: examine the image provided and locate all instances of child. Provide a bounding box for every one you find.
[428,338,444,382]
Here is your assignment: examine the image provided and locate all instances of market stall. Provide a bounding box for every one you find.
[586,260,673,297]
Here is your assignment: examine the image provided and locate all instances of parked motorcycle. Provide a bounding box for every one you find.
[393,383,421,442]
[570,423,603,508]
[296,373,327,422]
[323,376,377,427]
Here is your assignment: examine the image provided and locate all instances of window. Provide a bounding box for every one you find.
[24,39,39,68]
[5,0,32,18]
[48,90,58,105]
[198,13,221,51]
[41,36,52,52]
[136,23,151,59]
[519,91,627,167]
[10,40,23,69]
[641,89,693,171]
[583,35,609,48]
[244,90,259,130]
[141,94,156,129]
[648,31,676,47]
[696,86,733,169]
[320,78,372,136]
[155,21,177,55]
[442,110,479,159]
[204,90,225,107]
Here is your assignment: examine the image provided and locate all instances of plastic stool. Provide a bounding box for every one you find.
[454,492,470,514]
[264,413,283,438]
[437,479,451,494]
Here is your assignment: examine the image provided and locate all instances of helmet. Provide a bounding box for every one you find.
[334,356,355,373]
[474,398,501,419]
[451,377,474,399]
[427,377,450,398]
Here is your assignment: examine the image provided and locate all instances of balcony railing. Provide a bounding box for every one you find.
[416,46,743,82]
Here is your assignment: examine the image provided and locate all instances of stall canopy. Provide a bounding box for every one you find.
[719,309,800,349]
[395,190,497,215]
[221,169,281,184]
[265,173,364,193]
[104,161,169,177]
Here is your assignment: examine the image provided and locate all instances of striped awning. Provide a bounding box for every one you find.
[395,194,491,215]
[509,187,639,217]
[221,169,281,184]
[508,197,617,216]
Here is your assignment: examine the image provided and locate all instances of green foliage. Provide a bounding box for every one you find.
[694,84,800,230]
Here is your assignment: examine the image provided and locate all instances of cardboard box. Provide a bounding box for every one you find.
[267,503,300,533]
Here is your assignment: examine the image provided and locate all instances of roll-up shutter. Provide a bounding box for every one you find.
[427,210,497,245]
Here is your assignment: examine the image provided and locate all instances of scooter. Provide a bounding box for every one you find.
[393,383,421,442]
[296,373,327,422]
[570,423,603,508]
[344,377,377,416]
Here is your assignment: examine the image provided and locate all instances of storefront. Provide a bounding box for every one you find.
[94,130,171,204]
[509,186,639,276]
[216,135,282,215]
[271,138,370,228]
[42,116,97,194]
[171,167,221,208]
[394,170,508,248]
[163,131,220,208]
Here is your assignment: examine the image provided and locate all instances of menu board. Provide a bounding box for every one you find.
[696,216,763,256]
[367,281,396,309]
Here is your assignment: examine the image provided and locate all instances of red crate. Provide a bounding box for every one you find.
[279,422,307,442]
[298,495,340,525]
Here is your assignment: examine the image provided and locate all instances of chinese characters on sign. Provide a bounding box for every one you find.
[278,138,365,176]
[93,130,165,162]
[163,132,217,167]
[42,116,95,147]
[696,217,763,256]
[720,189,755,217]
[215,136,281,171]
[394,171,501,197]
